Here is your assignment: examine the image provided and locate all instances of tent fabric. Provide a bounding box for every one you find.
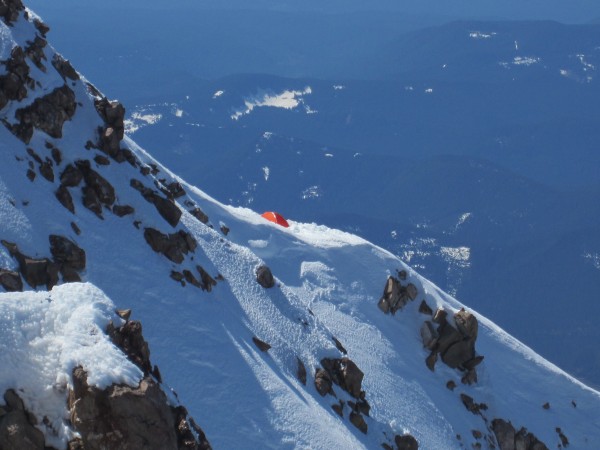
[261,211,290,228]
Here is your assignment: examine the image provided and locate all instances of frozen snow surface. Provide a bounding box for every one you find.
[1,7,600,450]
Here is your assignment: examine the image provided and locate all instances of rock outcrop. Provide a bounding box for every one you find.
[377,276,418,314]
[131,179,182,227]
[256,265,275,288]
[143,228,197,264]
[0,389,45,450]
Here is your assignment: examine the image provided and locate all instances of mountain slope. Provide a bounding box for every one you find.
[1,3,600,449]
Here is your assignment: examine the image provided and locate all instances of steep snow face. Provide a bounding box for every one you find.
[1,5,600,450]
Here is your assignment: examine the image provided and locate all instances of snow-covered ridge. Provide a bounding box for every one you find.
[1,2,600,449]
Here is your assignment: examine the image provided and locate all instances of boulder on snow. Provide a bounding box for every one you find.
[296,358,307,385]
[395,434,419,450]
[314,368,333,397]
[378,276,417,314]
[131,179,182,227]
[321,357,364,399]
[51,53,79,81]
[418,300,433,315]
[143,228,197,264]
[256,265,275,288]
[189,207,209,224]
[252,336,271,352]
[1,240,59,289]
[420,321,438,350]
[112,204,135,217]
[59,163,83,187]
[349,411,368,434]
[56,186,75,213]
[49,235,86,271]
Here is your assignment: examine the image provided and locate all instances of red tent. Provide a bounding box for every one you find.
[261,211,290,228]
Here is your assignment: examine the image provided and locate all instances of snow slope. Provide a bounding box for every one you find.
[1,5,600,449]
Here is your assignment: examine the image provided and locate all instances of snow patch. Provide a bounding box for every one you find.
[125,111,162,134]
[301,185,322,200]
[212,90,224,99]
[262,166,270,181]
[469,31,496,39]
[231,87,314,120]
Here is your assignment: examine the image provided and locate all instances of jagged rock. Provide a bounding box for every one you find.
[350,399,371,416]
[314,369,333,397]
[52,53,79,81]
[170,271,184,284]
[189,207,209,224]
[99,126,120,157]
[55,185,75,213]
[454,308,478,341]
[463,355,484,370]
[395,434,419,450]
[116,309,132,321]
[26,168,35,181]
[425,351,437,371]
[435,322,463,356]
[165,181,185,198]
[93,154,110,165]
[60,164,83,187]
[0,46,30,110]
[68,367,208,450]
[492,419,516,450]
[38,159,54,181]
[432,308,448,324]
[197,265,217,292]
[106,320,151,375]
[1,241,60,289]
[51,147,62,165]
[75,160,115,206]
[460,394,487,415]
[113,204,134,217]
[24,36,47,71]
[256,265,275,288]
[0,390,45,450]
[82,185,103,217]
[0,0,25,25]
[321,357,364,398]
[419,300,433,315]
[183,270,201,288]
[0,269,22,291]
[296,357,307,385]
[13,84,76,143]
[379,276,405,313]
[49,235,86,273]
[26,147,42,163]
[252,336,271,352]
[349,411,368,434]
[220,225,230,236]
[131,179,182,227]
[420,321,438,350]
[143,228,196,264]
[33,18,50,36]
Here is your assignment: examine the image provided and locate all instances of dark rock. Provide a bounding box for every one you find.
[52,53,79,80]
[131,179,182,227]
[379,276,407,314]
[296,357,307,385]
[321,357,364,398]
[82,186,103,218]
[349,412,367,434]
[542,402,550,410]
[472,430,482,440]
[70,222,81,235]
[331,401,344,417]
[165,181,185,198]
[61,266,81,283]
[332,336,347,354]
[406,283,418,300]
[4,389,24,410]
[252,336,271,352]
[183,270,201,288]
[93,154,110,165]
[463,355,484,370]
[314,369,333,397]
[442,340,475,369]
[397,269,407,280]
[60,164,83,187]
[76,161,115,206]
[26,168,35,181]
[49,234,86,271]
[26,147,42,164]
[418,300,433,315]
[68,367,208,450]
[395,434,419,450]
[0,269,22,291]
[220,225,230,236]
[446,380,456,391]
[24,36,47,71]
[116,309,132,321]
[256,265,275,288]
[143,228,196,264]
[435,322,463,356]
[432,308,448,324]
[197,265,217,292]
[454,308,478,341]
[0,46,30,110]
[0,393,45,450]
[425,351,437,371]
[55,185,74,213]
[420,321,438,350]
[461,369,478,385]
[460,394,486,416]
[491,419,516,450]
[37,159,54,181]
[13,85,76,143]
[4,243,59,289]
[107,320,151,375]
[170,271,184,285]
[0,0,25,25]
[556,428,569,447]
[113,204,134,217]
[51,147,62,165]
